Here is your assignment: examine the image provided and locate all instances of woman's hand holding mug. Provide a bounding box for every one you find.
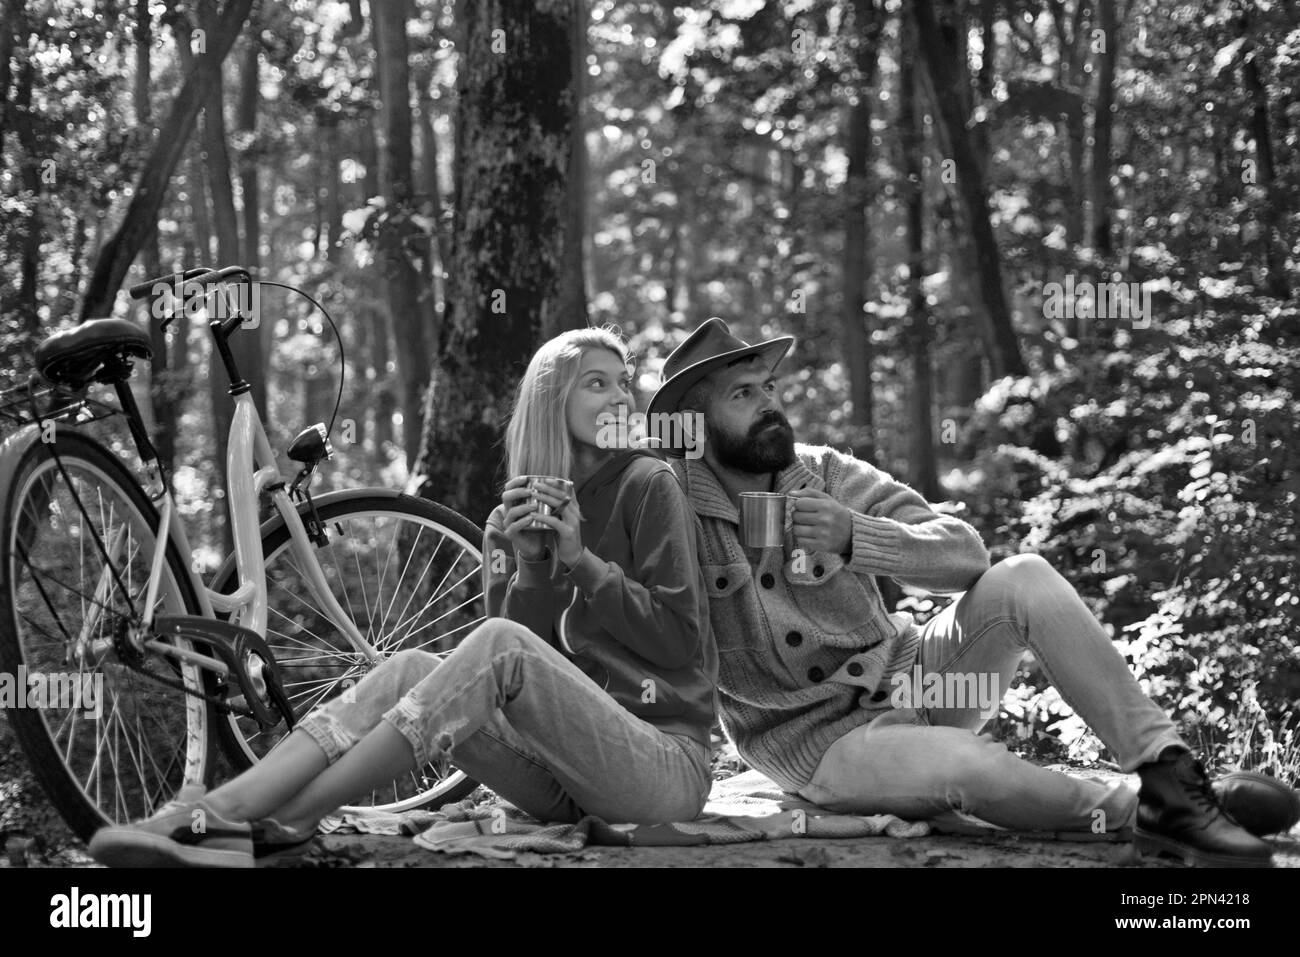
[500,476,579,564]
[525,479,583,567]
[500,476,552,561]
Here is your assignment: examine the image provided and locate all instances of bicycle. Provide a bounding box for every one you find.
[0,265,487,842]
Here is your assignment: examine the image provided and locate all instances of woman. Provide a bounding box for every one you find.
[89,327,718,867]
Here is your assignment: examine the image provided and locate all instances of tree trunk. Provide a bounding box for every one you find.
[414,57,446,348]
[554,0,589,331]
[135,0,175,483]
[416,96,450,268]
[664,205,682,318]
[10,37,43,350]
[188,148,214,265]
[683,187,706,322]
[195,0,265,416]
[173,239,194,418]
[1063,111,1085,252]
[840,0,883,464]
[411,0,582,525]
[237,25,270,404]
[170,0,254,559]
[1048,0,1086,257]
[79,0,255,320]
[1090,0,1119,258]
[913,0,1027,378]
[901,13,939,500]
[312,108,343,434]
[372,0,433,469]
[972,0,996,162]
[323,115,345,263]
[372,304,397,463]
[357,108,396,460]
[1240,9,1290,300]
[238,34,260,270]
[0,0,17,149]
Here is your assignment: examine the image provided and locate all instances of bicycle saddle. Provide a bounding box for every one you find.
[35,318,153,389]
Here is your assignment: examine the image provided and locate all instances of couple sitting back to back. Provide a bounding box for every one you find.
[90,320,1278,869]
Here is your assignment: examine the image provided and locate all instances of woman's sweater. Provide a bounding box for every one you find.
[483,450,718,746]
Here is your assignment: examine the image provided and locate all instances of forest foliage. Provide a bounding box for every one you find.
[1,0,1296,771]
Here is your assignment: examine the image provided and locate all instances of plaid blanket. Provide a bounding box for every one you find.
[318,769,933,860]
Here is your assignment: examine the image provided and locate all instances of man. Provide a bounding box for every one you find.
[648,318,1282,867]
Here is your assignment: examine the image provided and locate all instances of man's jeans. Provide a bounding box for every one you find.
[798,554,1186,832]
[296,617,712,824]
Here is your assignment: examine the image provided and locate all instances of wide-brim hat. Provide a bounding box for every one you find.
[646,318,795,434]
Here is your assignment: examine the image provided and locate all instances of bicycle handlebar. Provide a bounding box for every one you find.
[189,265,255,288]
[128,265,255,301]
[128,267,212,300]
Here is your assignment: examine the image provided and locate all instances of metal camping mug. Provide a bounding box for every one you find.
[524,475,574,530]
[740,492,786,548]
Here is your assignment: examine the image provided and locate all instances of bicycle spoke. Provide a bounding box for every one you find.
[271,560,343,635]
[371,518,403,637]
[375,523,424,640]
[392,587,482,648]
[135,711,176,812]
[265,608,343,654]
[406,613,486,655]
[78,486,87,627]
[272,655,353,670]
[379,532,446,646]
[214,503,483,812]
[18,559,140,623]
[5,450,207,838]
[350,543,373,637]
[322,545,363,638]
[285,680,339,713]
[106,704,149,819]
[385,558,478,644]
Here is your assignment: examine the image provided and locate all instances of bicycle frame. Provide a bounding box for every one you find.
[74,290,382,685]
[149,390,380,666]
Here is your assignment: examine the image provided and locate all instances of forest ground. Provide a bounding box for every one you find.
[4,716,1298,869]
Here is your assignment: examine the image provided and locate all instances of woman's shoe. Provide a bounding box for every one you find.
[88,791,254,868]
[251,818,317,864]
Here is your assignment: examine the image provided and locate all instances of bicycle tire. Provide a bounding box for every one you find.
[0,429,215,842]
[210,490,487,810]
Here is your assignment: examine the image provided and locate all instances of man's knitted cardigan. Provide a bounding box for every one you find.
[670,444,991,793]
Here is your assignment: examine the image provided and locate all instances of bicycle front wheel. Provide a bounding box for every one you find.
[212,491,487,811]
[0,430,213,842]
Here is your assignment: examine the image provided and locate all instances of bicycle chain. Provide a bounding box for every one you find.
[119,637,297,732]
[121,657,253,718]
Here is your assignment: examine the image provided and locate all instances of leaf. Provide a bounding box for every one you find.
[1212,37,1246,75]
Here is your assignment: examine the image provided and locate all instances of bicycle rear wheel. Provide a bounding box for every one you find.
[0,430,213,842]
[212,490,487,811]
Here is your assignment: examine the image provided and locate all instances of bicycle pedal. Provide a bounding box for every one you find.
[152,615,292,731]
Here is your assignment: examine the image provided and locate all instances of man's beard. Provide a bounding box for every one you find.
[710,411,797,473]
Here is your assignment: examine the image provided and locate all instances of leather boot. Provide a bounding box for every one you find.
[1213,771,1300,837]
[1135,749,1273,867]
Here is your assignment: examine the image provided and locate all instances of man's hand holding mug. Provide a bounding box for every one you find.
[788,488,852,556]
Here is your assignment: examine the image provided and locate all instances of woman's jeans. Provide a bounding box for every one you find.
[296,617,713,824]
[799,554,1186,832]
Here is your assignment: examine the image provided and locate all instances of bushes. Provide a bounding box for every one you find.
[952,289,1299,775]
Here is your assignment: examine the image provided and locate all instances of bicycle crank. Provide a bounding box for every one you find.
[150,615,295,731]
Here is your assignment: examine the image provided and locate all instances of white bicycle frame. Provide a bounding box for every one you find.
[102,292,384,679]
[142,392,380,665]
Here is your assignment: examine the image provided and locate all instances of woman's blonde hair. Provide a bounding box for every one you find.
[504,326,633,482]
